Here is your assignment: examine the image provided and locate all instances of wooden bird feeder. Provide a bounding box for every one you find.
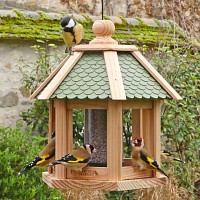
[30,20,182,191]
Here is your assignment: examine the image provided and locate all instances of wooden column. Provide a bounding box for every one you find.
[142,109,154,155]
[48,100,55,173]
[152,100,161,178]
[107,100,122,181]
[142,100,161,178]
[65,108,73,178]
[54,99,68,179]
[132,109,143,139]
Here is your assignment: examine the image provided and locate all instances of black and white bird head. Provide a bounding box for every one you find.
[61,16,76,32]
[83,144,96,154]
[132,137,144,149]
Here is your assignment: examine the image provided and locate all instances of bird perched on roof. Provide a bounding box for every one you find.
[18,132,55,176]
[49,144,96,171]
[131,137,168,178]
[161,149,185,163]
[61,16,84,55]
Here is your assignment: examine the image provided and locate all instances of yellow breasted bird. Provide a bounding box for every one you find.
[161,149,185,163]
[49,144,96,171]
[61,16,84,55]
[18,132,55,176]
[131,137,168,178]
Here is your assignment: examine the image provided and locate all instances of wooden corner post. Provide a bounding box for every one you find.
[54,99,69,179]
[107,99,123,181]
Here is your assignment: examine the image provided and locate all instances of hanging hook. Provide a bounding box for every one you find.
[101,0,104,20]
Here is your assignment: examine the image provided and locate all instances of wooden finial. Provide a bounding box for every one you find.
[90,20,118,44]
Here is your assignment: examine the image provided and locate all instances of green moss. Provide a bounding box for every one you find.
[0,9,196,46]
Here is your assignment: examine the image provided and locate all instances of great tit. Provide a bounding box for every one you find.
[61,16,84,55]
[18,132,55,176]
[49,144,96,171]
[131,137,168,178]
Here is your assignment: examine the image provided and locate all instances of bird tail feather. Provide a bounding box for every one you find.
[157,167,169,178]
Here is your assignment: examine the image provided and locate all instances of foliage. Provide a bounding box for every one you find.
[151,45,200,198]
[73,109,84,145]
[18,40,65,136]
[0,127,64,200]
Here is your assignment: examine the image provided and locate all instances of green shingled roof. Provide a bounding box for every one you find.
[51,52,170,99]
[118,52,170,99]
[51,52,111,99]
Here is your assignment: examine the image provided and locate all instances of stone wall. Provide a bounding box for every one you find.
[1,0,199,39]
[0,39,64,127]
[0,40,35,127]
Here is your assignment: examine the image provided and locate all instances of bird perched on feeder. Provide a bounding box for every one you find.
[49,144,96,171]
[18,132,55,176]
[131,137,168,178]
[61,16,84,55]
[161,149,185,163]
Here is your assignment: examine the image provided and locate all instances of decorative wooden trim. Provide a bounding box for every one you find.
[122,99,152,109]
[66,99,108,109]
[38,52,83,99]
[131,51,182,100]
[54,99,68,179]
[73,44,138,52]
[104,51,126,100]
[107,100,123,181]
[42,172,167,191]
[29,56,70,99]
[67,166,108,181]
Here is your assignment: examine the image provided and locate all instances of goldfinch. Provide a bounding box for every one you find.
[61,16,84,55]
[18,132,55,176]
[49,144,96,171]
[131,137,168,178]
[161,149,185,163]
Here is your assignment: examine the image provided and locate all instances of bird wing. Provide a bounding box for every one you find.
[140,150,168,177]
[72,147,91,159]
[73,23,84,45]
[140,150,159,169]
[60,154,90,163]
[39,138,55,158]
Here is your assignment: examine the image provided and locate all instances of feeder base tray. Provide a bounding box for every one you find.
[42,172,168,191]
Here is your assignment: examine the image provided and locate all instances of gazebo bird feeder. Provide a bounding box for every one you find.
[30,20,182,191]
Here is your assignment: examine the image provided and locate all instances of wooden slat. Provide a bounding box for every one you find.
[54,99,67,179]
[107,100,123,181]
[131,51,182,100]
[122,99,152,109]
[67,166,108,181]
[42,172,167,191]
[66,99,108,109]
[38,52,83,99]
[73,44,138,52]
[122,166,152,180]
[30,56,70,99]
[104,51,126,100]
